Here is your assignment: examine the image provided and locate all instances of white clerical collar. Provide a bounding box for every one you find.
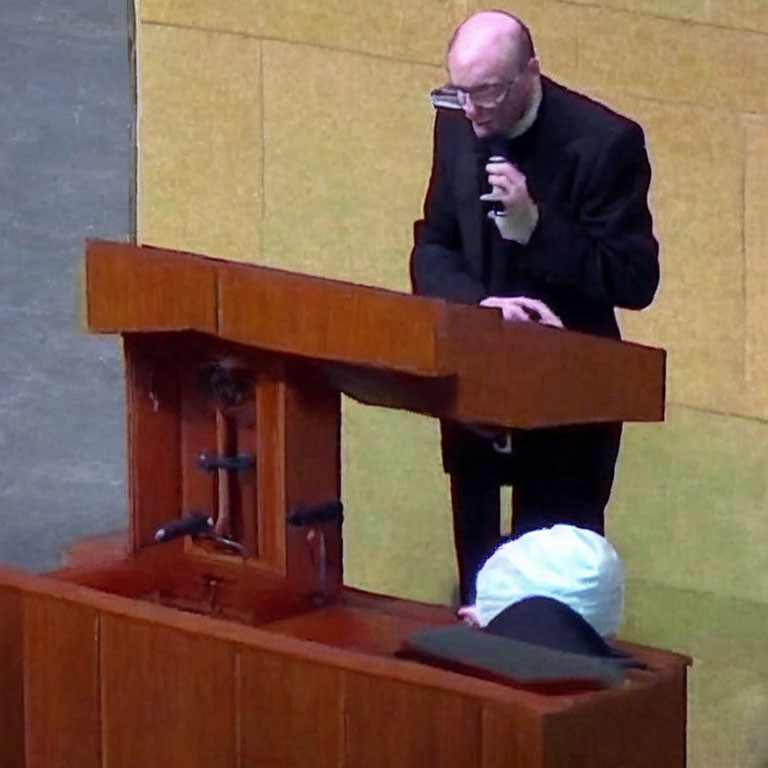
[507,77,543,140]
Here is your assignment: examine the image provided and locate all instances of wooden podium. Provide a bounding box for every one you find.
[0,241,688,768]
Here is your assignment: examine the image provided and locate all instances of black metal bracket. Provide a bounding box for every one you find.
[197,452,254,472]
[154,513,212,543]
[153,512,250,558]
[287,500,344,527]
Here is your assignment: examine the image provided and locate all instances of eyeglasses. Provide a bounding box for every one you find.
[430,76,521,110]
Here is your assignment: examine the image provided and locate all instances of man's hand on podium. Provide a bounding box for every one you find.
[457,605,482,628]
[480,296,563,328]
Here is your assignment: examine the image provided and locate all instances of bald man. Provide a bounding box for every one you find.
[410,11,659,604]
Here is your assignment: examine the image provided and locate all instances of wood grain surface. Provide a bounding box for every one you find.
[124,334,183,551]
[0,564,690,768]
[85,240,666,428]
[100,613,237,768]
[240,649,345,767]
[0,586,24,768]
[23,593,101,768]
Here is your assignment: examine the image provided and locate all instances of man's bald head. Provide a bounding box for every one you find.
[446,10,540,137]
[448,11,535,74]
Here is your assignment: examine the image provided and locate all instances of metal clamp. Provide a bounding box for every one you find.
[287,500,344,527]
[153,512,250,559]
[195,530,250,559]
[197,452,254,472]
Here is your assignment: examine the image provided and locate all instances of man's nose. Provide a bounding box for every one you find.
[463,97,479,119]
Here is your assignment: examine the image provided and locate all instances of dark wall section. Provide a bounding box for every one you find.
[0,0,133,569]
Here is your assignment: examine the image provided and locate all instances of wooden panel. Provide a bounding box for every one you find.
[254,372,287,575]
[176,337,263,564]
[86,242,665,428]
[62,530,127,568]
[239,648,344,767]
[259,604,452,656]
[0,586,24,768]
[23,594,101,768]
[124,334,183,550]
[179,350,217,526]
[481,701,544,768]
[283,370,342,598]
[344,671,483,768]
[538,669,687,768]
[100,614,237,768]
[55,548,315,628]
[86,240,217,333]
[1,563,691,768]
[319,361,454,416]
[442,305,665,428]
[217,259,445,376]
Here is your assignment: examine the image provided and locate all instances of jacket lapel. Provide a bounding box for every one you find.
[454,129,486,284]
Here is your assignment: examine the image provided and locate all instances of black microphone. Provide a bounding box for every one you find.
[484,135,511,217]
[486,134,511,161]
[154,513,212,543]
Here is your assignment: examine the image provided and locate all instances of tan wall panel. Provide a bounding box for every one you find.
[744,115,768,419]
[601,93,746,413]
[610,405,768,605]
[707,0,768,34]
[342,401,456,604]
[561,0,705,24]
[577,9,749,113]
[261,40,440,291]
[139,0,467,66]
[623,579,768,768]
[564,0,768,39]
[687,661,768,768]
[138,24,263,262]
[740,31,768,115]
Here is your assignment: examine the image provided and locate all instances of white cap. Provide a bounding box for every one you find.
[474,525,625,637]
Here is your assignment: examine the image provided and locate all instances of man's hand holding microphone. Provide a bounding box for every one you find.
[479,139,562,329]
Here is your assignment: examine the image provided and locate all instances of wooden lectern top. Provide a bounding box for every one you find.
[85,239,665,430]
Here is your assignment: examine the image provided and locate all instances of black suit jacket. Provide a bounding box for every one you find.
[410,77,659,338]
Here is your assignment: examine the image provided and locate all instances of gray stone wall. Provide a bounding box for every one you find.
[0,0,133,569]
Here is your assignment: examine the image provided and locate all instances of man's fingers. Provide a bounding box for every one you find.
[457,605,481,628]
[505,306,533,322]
[486,163,525,183]
[481,297,528,320]
[511,297,564,328]
[538,308,564,328]
[480,296,564,328]
[485,161,520,174]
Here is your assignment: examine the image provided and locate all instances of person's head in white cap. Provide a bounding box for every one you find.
[460,524,624,637]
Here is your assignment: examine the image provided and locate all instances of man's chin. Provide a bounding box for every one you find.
[471,122,493,137]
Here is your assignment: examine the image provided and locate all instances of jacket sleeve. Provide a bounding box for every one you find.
[516,122,659,310]
[410,115,487,305]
